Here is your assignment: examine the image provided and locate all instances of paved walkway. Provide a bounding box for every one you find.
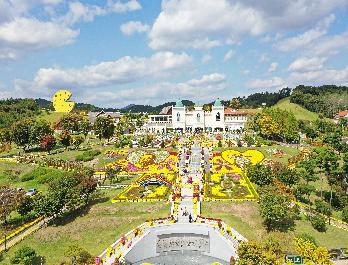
[0,217,49,253]
[177,141,203,223]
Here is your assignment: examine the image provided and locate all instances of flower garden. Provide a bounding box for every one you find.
[104,149,179,202]
[204,150,264,201]
[103,150,178,174]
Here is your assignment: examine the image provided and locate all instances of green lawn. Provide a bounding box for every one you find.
[213,144,300,164]
[202,201,348,254]
[36,111,65,125]
[273,98,319,121]
[0,190,171,264]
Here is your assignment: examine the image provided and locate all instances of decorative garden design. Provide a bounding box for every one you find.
[204,150,264,201]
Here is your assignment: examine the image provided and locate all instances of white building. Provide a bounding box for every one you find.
[142,99,249,133]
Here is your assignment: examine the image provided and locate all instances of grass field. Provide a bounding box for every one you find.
[0,190,171,264]
[213,144,300,164]
[36,111,65,125]
[273,98,319,121]
[202,201,348,253]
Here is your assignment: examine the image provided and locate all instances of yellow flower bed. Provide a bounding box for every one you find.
[210,173,221,183]
[211,185,225,197]
[146,186,168,198]
[104,149,129,155]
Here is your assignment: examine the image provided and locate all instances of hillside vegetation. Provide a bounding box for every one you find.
[290,85,348,118]
[273,98,319,121]
[0,99,41,128]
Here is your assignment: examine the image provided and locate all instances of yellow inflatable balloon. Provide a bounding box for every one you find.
[52,90,75,113]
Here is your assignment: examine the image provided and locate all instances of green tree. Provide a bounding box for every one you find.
[60,113,82,133]
[295,184,315,203]
[105,167,121,184]
[29,120,52,146]
[314,199,332,216]
[297,159,318,184]
[254,108,299,143]
[229,98,241,109]
[34,172,97,217]
[258,185,295,231]
[11,119,31,151]
[94,116,115,142]
[17,196,34,216]
[11,246,39,265]
[247,164,273,186]
[342,208,348,222]
[0,128,13,145]
[64,244,92,265]
[0,186,24,224]
[79,118,91,139]
[277,168,300,188]
[59,130,72,150]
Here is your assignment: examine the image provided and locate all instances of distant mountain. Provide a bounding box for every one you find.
[121,100,195,114]
[35,98,119,112]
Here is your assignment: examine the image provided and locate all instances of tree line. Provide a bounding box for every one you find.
[290,85,348,118]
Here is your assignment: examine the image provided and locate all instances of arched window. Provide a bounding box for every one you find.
[177,112,180,122]
[197,113,200,122]
[216,112,220,121]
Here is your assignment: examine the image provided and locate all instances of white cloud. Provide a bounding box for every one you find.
[58,1,142,25]
[82,73,226,107]
[14,52,192,95]
[58,2,106,25]
[107,0,142,13]
[276,14,335,52]
[268,62,278,72]
[311,31,348,56]
[149,0,265,50]
[0,0,141,60]
[223,49,235,62]
[288,66,348,86]
[148,0,346,50]
[288,57,326,72]
[120,21,149,36]
[0,17,79,60]
[247,77,285,90]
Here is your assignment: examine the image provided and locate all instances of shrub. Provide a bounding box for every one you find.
[11,246,37,264]
[310,216,327,232]
[21,167,65,184]
[342,208,348,223]
[297,233,317,246]
[75,150,101,162]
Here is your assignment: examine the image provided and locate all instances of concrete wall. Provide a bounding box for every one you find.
[125,223,237,263]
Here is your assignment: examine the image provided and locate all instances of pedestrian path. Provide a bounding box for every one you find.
[176,141,203,223]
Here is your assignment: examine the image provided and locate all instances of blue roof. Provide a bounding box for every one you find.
[214,98,222,107]
[175,100,184,107]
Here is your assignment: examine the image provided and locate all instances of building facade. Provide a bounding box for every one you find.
[142,99,248,133]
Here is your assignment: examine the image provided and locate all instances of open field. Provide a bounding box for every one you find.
[0,190,171,264]
[202,201,348,253]
[273,98,319,121]
[36,111,65,125]
[213,144,301,163]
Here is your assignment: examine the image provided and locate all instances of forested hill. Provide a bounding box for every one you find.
[122,100,195,113]
[290,85,348,118]
[0,99,41,129]
[35,98,116,112]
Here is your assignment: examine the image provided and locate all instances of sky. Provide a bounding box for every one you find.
[1,0,348,108]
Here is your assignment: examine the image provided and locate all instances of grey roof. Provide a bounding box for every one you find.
[88,111,121,123]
